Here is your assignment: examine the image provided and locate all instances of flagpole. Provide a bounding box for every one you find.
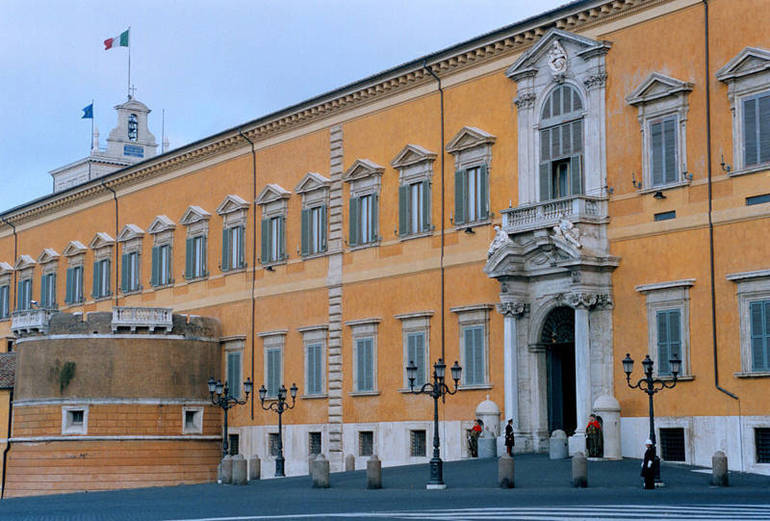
[127,26,131,99]
[89,99,94,181]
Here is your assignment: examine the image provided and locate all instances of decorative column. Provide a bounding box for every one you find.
[496,301,528,430]
[566,292,598,455]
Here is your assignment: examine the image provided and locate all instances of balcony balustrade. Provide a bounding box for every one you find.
[501,195,607,235]
[11,308,57,336]
[111,306,173,333]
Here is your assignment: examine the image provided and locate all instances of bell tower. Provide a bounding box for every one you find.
[105,97,158,161]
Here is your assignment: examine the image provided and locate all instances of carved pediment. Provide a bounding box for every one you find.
[89,232,115,250]
[148,215,176,234]
[626,73,693,105]
[445,127,496,154]
[0,261,12,275]
[716,46,770,83]
[216,194,250,215]
[294,173,330,194]
[179,206,211,226]
[505,29,611,81]
[63,240,88,257]
[256,184,291,205]
[14,255,35,271]
[343,159,384,182]
[391,144,436,168]
[117,224,145,242]
[37,248,60,264]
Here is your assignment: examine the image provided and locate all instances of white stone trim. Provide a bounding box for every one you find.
[349,320,379,394]
[61,405,89,435]
[452,304,492,386]
[15,398,211,407]
[12,435,219,442]
[397,311,432,388]
[182,406,204,434]
[117,224,145,243]
[301,326,327,397]
[635,279,695,293]
[728,270,770,374]
[14,254,35,271]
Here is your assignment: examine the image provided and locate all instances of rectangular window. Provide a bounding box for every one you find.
[228,434,240,456]
[359,431,374,457]
[185,235,207,280]
[65,266,84,304]
[261,216,286,263]
[0,284,9,318]
[266,347,282,397]
[650,116,678,186]
[399,181,430,236]
[92,259,111,298]
[184,410,197,430]
[539,121,583,202]
[656,309,682,375]
[151,244,172,287]
[306,342,323,395]
[454,166,489,226]
[121,251,140,293]
[750,300,770,372]
[746,194,770,206]
[659,427,686,462]
[62,406,88,435]
[301,206,327,256]
[309,432,322,456]
[227,351,242,399]
[355,337,375,392]
[410,430,426,457]
[269,433,280,457]
[654,211,676,222]
[221,225,245,271]
[406,332,426,386]
[463,325,485,385]
[182,408,203,434]
[755,428,770,463]
[743,92,770,168]
[349,194,378,246]
[17,278,32,310]
[40,272,56,309]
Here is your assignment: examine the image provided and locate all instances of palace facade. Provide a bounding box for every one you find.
[1,0,769,497]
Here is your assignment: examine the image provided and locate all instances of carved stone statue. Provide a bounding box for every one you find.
[547,40,568,74]
[488,225,513,258]
[551,214,582,249]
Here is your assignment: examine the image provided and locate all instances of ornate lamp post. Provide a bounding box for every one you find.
[406,358,462,489]
[208,376,253,458]
[622,353,680,483]
[258,382,298,477]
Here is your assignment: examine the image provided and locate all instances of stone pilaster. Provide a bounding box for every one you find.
[496,301,528,431]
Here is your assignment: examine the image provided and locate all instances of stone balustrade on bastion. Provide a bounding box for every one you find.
[500,195,608,236]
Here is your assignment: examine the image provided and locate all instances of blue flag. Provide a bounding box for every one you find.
[82,103,93,119]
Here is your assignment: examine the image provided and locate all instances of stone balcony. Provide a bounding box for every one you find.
[500,195,608,236]
[11,309,58,336]
[111,307,173,333]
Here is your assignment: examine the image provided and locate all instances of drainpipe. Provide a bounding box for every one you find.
[100,179,119,307]
[1,387,13,499]
[423,60,446,363]
[238,129,257,421]
[1,218,17,311]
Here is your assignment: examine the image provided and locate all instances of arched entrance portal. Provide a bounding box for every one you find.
[541,307,576,435]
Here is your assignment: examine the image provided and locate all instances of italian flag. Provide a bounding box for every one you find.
[104,29,129,50]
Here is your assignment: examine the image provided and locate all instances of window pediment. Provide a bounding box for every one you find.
[0,261,13,276]
[716,47,770,83]
[626,73,693,106]
[179,206,211,226]
[343,159,384,182]
[391,145,436,169]
[148,215,176,234]
[445,127,496,154]
[14,255,35,271]
[117,224,145,242]
[37,248,60,265]
[505,29,610,81]
[256,184,291,206]
[216,194,250,215]
[63,241,88,257]
[89,232,115,250]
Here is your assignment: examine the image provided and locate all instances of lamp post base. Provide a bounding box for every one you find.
[426,456,445,489]
[426,483,447,490]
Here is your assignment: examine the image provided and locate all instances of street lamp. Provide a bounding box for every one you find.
[406,358,462,489]
[258,382,298,477]
[622,353,680,484]
[208,376,253,458]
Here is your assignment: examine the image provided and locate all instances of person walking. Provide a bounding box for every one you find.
[504,419,515,456]
[641,439,656,489]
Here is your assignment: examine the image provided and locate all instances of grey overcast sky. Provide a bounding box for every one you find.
[0,0,566,211]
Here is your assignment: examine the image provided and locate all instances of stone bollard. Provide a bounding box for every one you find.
[711,451,728,487]
[312,454,330,488]
[572,451,587,488]
[478,431,497,459]
[366,455,382,489]
[549,430,569,459]
[345,453,356,472]
[248,456,261,481]
[232,454,248,485]
[218,455,233,484]
[498,454,515,488]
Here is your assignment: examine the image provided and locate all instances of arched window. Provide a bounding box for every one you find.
[128,114,138,142]
[539,84,584,201]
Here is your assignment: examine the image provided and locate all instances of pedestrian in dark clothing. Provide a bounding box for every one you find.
[641,439,656,489]
[504,419,515,456]
[468,419,483,457]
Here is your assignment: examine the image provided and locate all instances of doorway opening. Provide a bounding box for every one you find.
[541,306,576,436]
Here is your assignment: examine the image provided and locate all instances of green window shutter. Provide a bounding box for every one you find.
[541,128,551,162]
[184,238,193,279]
[227,352,242,399]
[372,195,379,241]
[408,333,425,384]
[267,349,281,396]
[301,208,310,256]
[473,327,484,384]
[150,246,159,286]
[104,259,111,295]
[65,268,73,305]
[320,205,327,252]
[120,253,128,293]
[278,216,286,260]
[464,328,474,385]
[479,164,489,220]
[40,274,48,308]
[237,226,245,268]
[398,185,409,236]
[651,120,664,186]
[260,218,270,264]
[663,117,677,184]
[570,155,583,196]
[221,227,230,272]
[657,310,672,375]
[92,261,99,298]
[349,197,360,247]
[760,94,770,164]
[750,301,770,371]
[50,274,56,308]
[539,161,552,202]
[202,236,208,275]
[744,97,758,167]
[454,170,466,226]
[422,180,431,231]
[16,280,22,309]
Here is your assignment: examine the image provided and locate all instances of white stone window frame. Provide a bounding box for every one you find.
[216,194,250,273]
[222,335,246,398]
[259,330,287,398]
[346,318,380,396]
[391,145,436,240]
[14,255,36,311]
[451,304,493,389]
[742,417,770,471]
[257,184,291,267]
[63,241,87,306]
[344,160,384,250]
[180,206,211,281]
[407,425,430,460]
[295,173,331,259]
[716,47,770,176]
[626,73,693,193]
[61,405,89,435]
[446,127,495,230]
[89,232,114,301]
[148,215,176,288]
[635,279,694,379]
[37,249,60,309]
[655,416,694,465]
[394,311,433,391]
[0,262,12,320]
[117,224,145,295]
[298,324,328,399]
[726,269,770,377]
[182,406,204,435]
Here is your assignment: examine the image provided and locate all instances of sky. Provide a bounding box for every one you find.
[0,0,567,212]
